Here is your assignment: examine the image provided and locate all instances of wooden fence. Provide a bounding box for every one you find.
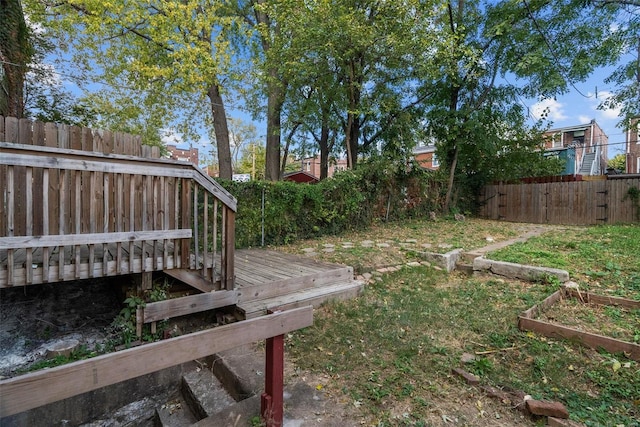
[0,116,236,289]
[479,176,640,225]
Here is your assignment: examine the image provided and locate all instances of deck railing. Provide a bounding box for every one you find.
[0,142,236,289]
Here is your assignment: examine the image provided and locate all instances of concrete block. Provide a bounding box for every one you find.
[473,258,569,283]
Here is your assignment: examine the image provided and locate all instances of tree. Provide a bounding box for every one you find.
[608,153,627,171]
[425,0,622,212]
[24,0,247,179]
[228,117,260,173]
[595,1,639,130]
[1,0,33,117]
[257,0,442,174]
[236,142,266,180]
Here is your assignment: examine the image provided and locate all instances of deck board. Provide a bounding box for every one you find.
[0,246,352,292]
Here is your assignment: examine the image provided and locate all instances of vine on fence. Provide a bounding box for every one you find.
[221,160,448,248]
[623,186,640,221]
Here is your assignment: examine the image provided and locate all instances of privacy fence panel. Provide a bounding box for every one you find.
[479,177,640,225]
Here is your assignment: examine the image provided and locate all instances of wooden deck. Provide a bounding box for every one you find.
[135,248,363,325]
[234,249,363,318]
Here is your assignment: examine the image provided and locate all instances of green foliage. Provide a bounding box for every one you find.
[22,345,97,373]
[608,153,626,172]
[221,160,446,247]
[109,281,169,347]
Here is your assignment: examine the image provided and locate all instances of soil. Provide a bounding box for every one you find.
[0,278,122,379]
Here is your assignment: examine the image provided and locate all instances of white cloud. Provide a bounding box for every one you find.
[161,128,184,146]
[594,90,621,120]
[578,115,591,124]
[531,98,567,121]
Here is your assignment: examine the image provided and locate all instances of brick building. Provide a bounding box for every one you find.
[166,144,199,165]
[299,156,348,179]
[543,120,608,175]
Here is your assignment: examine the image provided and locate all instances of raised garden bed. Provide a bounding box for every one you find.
[518,285,640,361]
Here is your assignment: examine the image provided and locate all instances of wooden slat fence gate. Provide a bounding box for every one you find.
[479,177,640,225]
[0,116,237,289]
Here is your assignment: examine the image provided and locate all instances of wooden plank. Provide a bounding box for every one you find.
[164,268,216,293]
[0,253,180,287]
[180,180,191,268]
[142,290,237,323]
[520,290,565,319]
[58,168,66,280]
[0,143,237,211]
[565,288,640,310]
[0,306,314,417]
[6,165,14,285]
[0,229,192,249]
[236,266,355,304]
[518,317,640,361]
[25,167,33,285]
[224,209,235,291]
[44,123,59,236]
[42,169,50,282]
[31,120,45,236]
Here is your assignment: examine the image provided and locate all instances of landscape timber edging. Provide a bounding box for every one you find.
[518,286,640,361]
[417,249,462,272]
[473,257,570,283]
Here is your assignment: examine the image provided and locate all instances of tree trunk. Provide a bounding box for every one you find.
[265,77,284,181]
[0,0,31,118]
[443,146,459,213]
[319,122,329,180]
[207,84,233,180]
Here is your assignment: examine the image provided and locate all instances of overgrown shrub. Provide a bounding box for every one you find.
[220,159,447,248]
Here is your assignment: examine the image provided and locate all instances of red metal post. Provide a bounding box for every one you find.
[261,334,284,427]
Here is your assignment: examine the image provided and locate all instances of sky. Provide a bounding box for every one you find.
[170,67,629,166]
[526,64,627,159]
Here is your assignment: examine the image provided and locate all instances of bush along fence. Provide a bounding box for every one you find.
[220,161,447,248]
[479,175,640,225]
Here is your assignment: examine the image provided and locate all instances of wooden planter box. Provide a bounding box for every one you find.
[518,286,640,361]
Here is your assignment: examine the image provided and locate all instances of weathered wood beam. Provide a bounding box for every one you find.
[0,306,313,417]
[142,290,237,323]
[0,229,191,250]
[0,142,237,211]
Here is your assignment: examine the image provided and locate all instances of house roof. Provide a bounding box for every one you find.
[283,171,319,183]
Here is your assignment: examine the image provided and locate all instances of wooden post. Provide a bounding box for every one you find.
[261,334,284,427]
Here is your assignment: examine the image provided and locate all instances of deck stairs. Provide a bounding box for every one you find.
[579,151,597,175]
[233,250,364,319]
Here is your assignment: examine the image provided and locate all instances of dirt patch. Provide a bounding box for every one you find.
[539,298,640,344]
[0,278,122,379]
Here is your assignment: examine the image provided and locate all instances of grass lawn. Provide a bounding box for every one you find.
[281,220,640,426]
[276,218,539,273]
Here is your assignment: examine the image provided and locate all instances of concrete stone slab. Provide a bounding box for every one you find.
[473,258,569,283]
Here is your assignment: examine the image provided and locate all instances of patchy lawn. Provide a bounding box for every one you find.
[487,224,640,300]
[282,221,640,426]
[275,218,541,273]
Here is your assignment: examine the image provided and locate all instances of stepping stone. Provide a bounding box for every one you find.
[361,240,374,247]
[376,243,390,248]
[406,262,422,267]
[405,239,418,243]
[342,243,354,249]
[304,252,318,257]
[420,243,432,249]
[437,243,453,249]
[322,248,335,253]
[322,244,335,248]
[342,241,353,246]
[302,248,316,253]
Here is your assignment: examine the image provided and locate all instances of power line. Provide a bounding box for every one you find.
[522,0,593,99]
